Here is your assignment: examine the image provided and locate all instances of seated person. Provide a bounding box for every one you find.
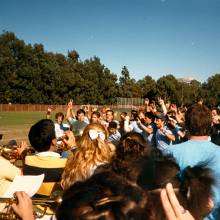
[11,191,35,220]
[0,140,27,212]
[23,119,75,197]
[0,139,28,197]
[0,156,21,197]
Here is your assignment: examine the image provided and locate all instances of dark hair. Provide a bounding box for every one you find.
[115,154,215,220]
[106,109,114,115]
[156,163,214,220]
[181,165,215,219]
[55,112,64,120]
[143,156,214,220]
[111,132,152,178]
[211,107,220,115]
[92,111,101,118]
[116,132,151,159]
[77,109,86,116]
[131,110,138,120]
[185,104,211,136]
[108,121,117,129]
[120,112,127,118]
[28,119,56,152]
[145,112,155,121]
[56,171,155,220]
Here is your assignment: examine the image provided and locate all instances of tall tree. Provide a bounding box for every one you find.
[202,74,220,107]
[118,66,138,98]
[137,75,157,99]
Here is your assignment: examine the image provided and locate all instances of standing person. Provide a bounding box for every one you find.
[165,104,220,220]
[66,100,89,137]
[90,110,101,124]
[107,121,121,146]
[101,109,119,128]
[210,107,220,145]
[137,111,156,147]
[166,116,186,145]
[124,110,145,134]
[155,112,175,152]
[54,112,70,139]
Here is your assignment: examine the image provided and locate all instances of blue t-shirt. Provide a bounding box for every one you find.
[155,126,173,151]
[144,122,156,147]
[170,125,184,145]
[165,140,220,220]
[108,131,121,146]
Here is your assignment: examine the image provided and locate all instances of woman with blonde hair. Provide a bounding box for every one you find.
[61,123,115,190]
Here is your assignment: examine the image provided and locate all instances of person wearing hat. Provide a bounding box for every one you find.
[154,112,175,152]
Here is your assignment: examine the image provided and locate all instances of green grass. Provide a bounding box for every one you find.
[0,109,129,144]
[0,112,54,126]
[0,111,56,145]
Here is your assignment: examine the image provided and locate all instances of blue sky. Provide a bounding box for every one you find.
[1,0,220,83]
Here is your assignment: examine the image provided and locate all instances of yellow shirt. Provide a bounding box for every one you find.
[0,156,21,196]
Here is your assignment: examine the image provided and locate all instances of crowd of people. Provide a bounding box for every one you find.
[1,97,220,220]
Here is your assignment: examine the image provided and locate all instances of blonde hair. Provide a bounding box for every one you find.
[61,123,115,190]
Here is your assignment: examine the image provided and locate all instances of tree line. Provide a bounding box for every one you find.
[0,31,219,107]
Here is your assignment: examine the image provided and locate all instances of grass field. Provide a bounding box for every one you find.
[0,112,56,145]
[0,109,128,145]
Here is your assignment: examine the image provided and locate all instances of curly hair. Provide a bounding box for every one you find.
[111,132,152,179]
[61,123,115,190]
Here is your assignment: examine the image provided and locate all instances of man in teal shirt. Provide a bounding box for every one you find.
[165,104,220,220]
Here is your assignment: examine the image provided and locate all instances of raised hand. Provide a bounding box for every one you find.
[160,183,195,220]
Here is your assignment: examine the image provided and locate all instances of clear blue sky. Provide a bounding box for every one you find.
[1,0,220,83]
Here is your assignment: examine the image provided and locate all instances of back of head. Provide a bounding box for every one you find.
[28,119,55,152]
[111,133,152,184]
[181,165,215,219]
[56,171,155,220]
[117,132,152,159]
[185,104,211,136]
[79,123,108,148]
[61,123,114,189]
[119,154,215,220]
[146,157,215,220]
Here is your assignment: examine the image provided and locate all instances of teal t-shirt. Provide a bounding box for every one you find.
[165,140,220,220]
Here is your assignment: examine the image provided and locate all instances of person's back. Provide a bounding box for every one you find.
[165,104,220,220]
[23,119,67,197]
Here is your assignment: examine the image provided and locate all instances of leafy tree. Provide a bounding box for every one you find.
[202,74,220,107]
[68,50,79,63]
[118,66,139,98]
[1,31,218,106]
[156,74,179,103]
[137,75,157,100]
